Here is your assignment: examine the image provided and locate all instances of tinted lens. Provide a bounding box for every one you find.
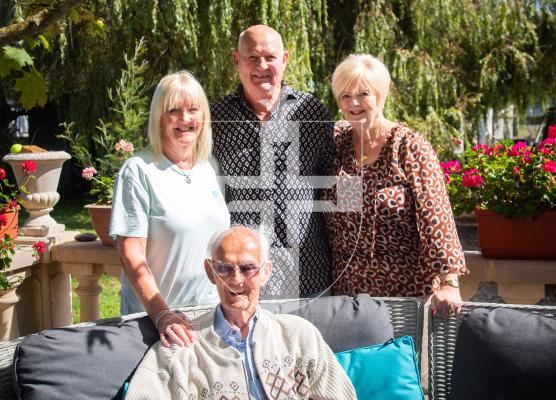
[216,263,234,276]
[238,264,259,278]
[213,261,259,278]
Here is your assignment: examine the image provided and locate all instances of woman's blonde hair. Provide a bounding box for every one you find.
[147,70,212,161]
[331,54,391,108]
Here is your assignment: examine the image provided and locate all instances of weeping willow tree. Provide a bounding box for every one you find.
[31,0,332,141]
[349,0,555,157]
[7,0,555,160]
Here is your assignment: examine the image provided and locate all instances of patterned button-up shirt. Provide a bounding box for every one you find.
[211,84,334,298]
[214,305,266,400]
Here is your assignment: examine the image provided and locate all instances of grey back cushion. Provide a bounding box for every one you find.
[14,295,393,399]
[448,307,556,400]
[261,294,394,352]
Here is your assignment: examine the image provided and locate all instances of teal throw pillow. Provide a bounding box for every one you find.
[335,336,424,400]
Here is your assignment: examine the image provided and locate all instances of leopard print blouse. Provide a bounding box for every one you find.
[323,123,468,297]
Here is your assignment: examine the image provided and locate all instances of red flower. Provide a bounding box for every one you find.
[540,147,552,156]
[440,160,461,175]
[0,168,6,180]
[32,241,47,257]
[7,199,18,210]
[471,144,491,154]
[462,169,484,187]
[513,166,520,174]
[21,160,36,175]
[548,125,556,139]
[0,214,7,227]
[543,160,556,173]
[508,141,529,157]
[523,150,532,163]
[539,137,556,152]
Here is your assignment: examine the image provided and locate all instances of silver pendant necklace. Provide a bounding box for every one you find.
[184,173,192,184]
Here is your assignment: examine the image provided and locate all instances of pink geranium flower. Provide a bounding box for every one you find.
[462,169,483,187]
[82,167,97,180]
[0,168,6,180]
[0,214,7,227]
[115,139,134,153]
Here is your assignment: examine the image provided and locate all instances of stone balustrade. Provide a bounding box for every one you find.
[3,241,556,340]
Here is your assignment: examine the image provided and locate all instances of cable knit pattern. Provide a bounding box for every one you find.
[323,123,469,297]
[125,309,356,400]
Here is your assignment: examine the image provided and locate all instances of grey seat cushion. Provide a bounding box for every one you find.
[13,295,393,399]
[13,316,159,400]
[261,294,394,352]
[448,307,556,400]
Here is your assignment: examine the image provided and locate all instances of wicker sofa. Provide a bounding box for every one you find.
[1,298,554,400]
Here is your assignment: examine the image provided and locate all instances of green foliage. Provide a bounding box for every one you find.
[0,46,33,76]
[2,0,553,160]
[0,1,100,112]
[57,38,149,205]
[0,235,16,291]
[444,139,556,219]
[14,66,47,109]
[352,0,551,159]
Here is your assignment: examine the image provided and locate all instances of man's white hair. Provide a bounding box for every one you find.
[207,224,271,262]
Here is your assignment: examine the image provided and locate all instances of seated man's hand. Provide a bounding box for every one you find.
[158,311,195,348]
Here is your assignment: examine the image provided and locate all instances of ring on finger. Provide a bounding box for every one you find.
[448,310,457,317]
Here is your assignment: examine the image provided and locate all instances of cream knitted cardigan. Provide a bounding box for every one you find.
[125,308,356,400]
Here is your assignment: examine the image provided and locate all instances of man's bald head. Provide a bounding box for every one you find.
[237,25,284,53]
[233,24,289,106]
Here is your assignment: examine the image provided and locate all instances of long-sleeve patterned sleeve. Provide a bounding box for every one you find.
[401,131,469,279]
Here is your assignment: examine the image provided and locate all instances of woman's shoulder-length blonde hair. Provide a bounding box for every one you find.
[148,70,212,162]
[331,54,391,109]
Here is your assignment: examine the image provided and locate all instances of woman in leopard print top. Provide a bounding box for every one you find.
[323,54,469,317]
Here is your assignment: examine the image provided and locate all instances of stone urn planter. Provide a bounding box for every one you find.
[0,287,20,341]
[2,151,71,237]
[84,204,113,246]
[475,209,556,259]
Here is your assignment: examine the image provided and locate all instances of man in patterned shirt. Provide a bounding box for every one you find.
[211,24,335,298]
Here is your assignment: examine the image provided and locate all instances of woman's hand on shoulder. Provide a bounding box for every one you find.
[157,311,196,348]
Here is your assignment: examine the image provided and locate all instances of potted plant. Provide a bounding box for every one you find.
[442,126,556,259]
[58,39,148,246]
[3,149,71,236]
[1,161,46,340]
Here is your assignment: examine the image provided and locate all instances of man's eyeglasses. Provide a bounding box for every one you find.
[209,260,261,279]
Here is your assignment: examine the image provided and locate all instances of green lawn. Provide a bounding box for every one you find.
[71,274,121,324]
[31,197,122,323]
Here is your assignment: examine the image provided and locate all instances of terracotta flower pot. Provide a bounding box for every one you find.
[0,207,19,240]
[475,209,556,259]
[84,204,113,246]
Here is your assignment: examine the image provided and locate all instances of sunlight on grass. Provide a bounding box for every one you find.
[71,274,121,324]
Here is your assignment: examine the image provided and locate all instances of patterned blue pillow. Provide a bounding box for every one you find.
[335,336,424,400]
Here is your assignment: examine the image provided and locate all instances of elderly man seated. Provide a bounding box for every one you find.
[125,225,356,399]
